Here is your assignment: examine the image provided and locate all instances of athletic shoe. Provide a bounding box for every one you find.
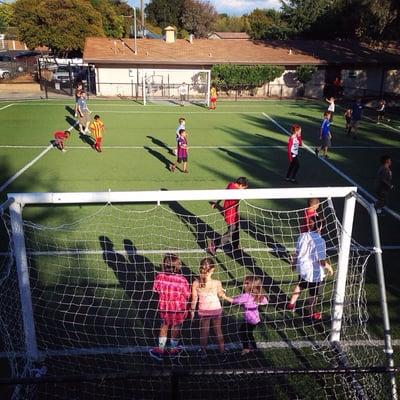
[290,179,297,183]
[311,312,322,321]
[61,149,66,153]
[207,240,216,256]
[324,155,329,159]
[314,147,319,157]
[183,170,189,173]
[149,347,165,361]
[284,177,290,182]
[286,302,295,311]
[241,348,251,356]
[168,347,182,358]
[170,164,176,172]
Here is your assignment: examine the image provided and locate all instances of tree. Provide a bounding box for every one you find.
[213,14,249,32]
[0,3,14,30]
[247,9,291,40]
[91,0,125,38]
[296,65,316,83]
[180,0,217,37]
[145,0,185,29]
[13,0,105,55]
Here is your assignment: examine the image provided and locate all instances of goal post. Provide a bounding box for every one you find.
[1,186,397,400]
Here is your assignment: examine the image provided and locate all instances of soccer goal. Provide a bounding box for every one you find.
[0,187,397,400]
[142,69,210,106]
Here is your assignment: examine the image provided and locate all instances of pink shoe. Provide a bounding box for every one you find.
[311,312,322,321]
[149,347,165,361]
[286,302,295,311]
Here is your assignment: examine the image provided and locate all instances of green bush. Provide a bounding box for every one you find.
[296,65,317,84]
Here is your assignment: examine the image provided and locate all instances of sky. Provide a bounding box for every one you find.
[128,0,282,17]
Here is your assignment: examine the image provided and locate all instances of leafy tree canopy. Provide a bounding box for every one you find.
[247,8,291,39]
[90,0,125,38]
[213,14,249,32]
[145,0,185,29]
[181,0,217,37]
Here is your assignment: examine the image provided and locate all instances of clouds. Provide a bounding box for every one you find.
[128,0,282,17]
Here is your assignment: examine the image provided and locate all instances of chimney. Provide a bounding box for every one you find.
[165,26,176,43]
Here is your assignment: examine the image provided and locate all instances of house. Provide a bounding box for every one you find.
[83,32,400,99]
[208,32,250,40]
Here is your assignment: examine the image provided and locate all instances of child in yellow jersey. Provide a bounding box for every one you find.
[89,114,105,152]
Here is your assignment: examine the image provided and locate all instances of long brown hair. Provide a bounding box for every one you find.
[199,257,215,288]
[162,253,181,274]
[243,275,265,303]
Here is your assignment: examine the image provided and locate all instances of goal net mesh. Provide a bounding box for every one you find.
[0,198,391,399]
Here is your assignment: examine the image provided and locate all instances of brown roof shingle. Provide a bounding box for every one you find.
[83,37,400,67]
[209,32,250,39]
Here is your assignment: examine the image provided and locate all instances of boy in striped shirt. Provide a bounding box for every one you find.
[89,115,105,152]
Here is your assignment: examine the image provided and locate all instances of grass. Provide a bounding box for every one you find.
[0,98,399,399]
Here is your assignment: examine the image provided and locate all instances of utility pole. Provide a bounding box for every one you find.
[140,0,145,35]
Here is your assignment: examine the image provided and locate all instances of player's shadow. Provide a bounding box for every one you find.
[79,133,95,148]
[144,145,175,171]
[65,116,79,131]
[147,135,175,156]
[65,105,76,117]
[99,236,157,332]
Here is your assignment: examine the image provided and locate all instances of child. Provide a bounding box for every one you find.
[210,85,217,110]
[74,83,83,117]
[374,155,394,215]
[174,117,186,156]
[285,124,302,183]
[300,198,320,233]
[344,109,352,132]
[325,97,335,122]
[150,253,190,361]
[52,130,70,152]
[376,99,388,124]
[286,216,334,321]
[191,258,228,361]
[176,129,188,173]
[89,114,105,152]
[315,112,332,159]
[224,276,268,355]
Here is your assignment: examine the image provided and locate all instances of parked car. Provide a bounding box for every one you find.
[0,67,11,79]
[0,54,13,62]
[52,65,75,83]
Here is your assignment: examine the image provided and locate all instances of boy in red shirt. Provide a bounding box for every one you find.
[208,177,248,255]
[52,130,70,152]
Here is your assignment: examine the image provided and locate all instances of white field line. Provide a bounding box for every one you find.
[1,245,399,258]
[0,339,399,358]
[0,121,78,194]
[264,112,400,221]
[2,144,400,150]
[0,103,14,111]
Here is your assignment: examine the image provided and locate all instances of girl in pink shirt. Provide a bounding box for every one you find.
[191,258,229,360]
[150,254,190,361]
[225,276,268,355]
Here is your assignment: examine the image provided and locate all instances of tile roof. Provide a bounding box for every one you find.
[83,37,400,67]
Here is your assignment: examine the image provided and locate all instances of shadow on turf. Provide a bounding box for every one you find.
[144,145,175,171]
[65,105,75,117]
[147,135,175,156]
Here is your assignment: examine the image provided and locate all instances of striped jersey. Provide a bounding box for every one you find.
[90,120,104,139]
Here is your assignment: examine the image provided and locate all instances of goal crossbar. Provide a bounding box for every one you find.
[7,187,357,205]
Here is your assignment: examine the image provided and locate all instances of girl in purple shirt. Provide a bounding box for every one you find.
[225,276,268,355]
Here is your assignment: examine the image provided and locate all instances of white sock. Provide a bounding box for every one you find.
[158,337,167,350]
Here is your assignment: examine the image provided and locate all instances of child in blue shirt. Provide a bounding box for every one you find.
[315,112,332,159]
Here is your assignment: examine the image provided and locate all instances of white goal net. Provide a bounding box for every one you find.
[0,188,394,399]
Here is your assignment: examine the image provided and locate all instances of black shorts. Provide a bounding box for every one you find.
[177,157,187,163]
[298,278,321,297]
[378,110,385,117]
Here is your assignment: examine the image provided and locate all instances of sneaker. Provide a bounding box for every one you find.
[168,347,182,358]
[290,179,297,183]
[286,302,295,311]
[183,170,189,173]
[241,348,251,356]
[61,149,66,153]
[284,177,290,182]
[170,164,176,172]
[311,312,322,321]
[324,154,329,159]
[149,347,165,361]
[314,147,319,157]
[207,240,216,256]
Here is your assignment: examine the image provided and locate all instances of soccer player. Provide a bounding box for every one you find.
[348,98,363,139]
[89,114,105,152]
[176,129,188,173]
[52,130,70,152]
[376,99,387,124]
[77,91,91,134]
[374,155,394,215]
[178,82,188,106]
[285,124,302,183]
[150,254,190,361]
[210,84,217,110]
[286,216,334,321]
[208,177,248,255]
[174,117,186,155]
[315,112,332,159]
[325,97,335,122]
[74,82,83,117]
